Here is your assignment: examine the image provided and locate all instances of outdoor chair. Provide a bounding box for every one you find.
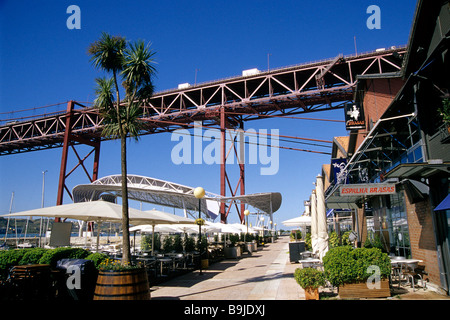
[391,263,403,288]
[402,264,427,291]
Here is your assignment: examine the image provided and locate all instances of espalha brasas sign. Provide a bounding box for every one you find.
[340,183,396,196]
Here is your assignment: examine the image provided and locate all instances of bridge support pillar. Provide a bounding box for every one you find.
[56,101,101,223]
[220,107,246,224]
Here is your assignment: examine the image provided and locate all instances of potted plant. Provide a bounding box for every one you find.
[294,267,325,300]
[94,258,150,300]
[323,246,391,299]
[224,234,241,259]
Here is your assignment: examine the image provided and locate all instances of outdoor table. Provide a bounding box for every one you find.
[157,258,173,276]
[390,257,423,288]
[299,258,322,268]
[300,251,314,258]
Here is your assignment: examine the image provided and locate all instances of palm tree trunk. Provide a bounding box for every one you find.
[120,134,131,265]
[111,70,131,266]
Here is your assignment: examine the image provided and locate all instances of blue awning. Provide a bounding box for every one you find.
[434,194,450,211]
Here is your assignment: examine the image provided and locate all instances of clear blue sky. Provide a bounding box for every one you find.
[0,0,416,227]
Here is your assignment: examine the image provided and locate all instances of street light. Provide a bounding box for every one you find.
[194,186,205,275]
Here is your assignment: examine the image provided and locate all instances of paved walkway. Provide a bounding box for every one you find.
[150,235,450,300]
[151,235,304,300]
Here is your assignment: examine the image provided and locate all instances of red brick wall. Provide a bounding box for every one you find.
[404,191,441,287]
[355,77,405,149]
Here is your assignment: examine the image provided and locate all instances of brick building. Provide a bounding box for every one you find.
[324,0,450,294]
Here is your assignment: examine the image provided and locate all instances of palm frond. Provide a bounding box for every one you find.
[88,32,126,73]
[94,77,115,109]
[121,40,157,101]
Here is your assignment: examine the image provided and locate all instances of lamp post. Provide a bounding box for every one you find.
[194,187,205,275]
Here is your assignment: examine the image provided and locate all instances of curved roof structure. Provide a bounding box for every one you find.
[72,174,281,220]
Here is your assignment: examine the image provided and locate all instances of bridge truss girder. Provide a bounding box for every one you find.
[0,47,406,223]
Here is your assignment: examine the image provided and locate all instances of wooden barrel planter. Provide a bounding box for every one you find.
[93,268,150,300]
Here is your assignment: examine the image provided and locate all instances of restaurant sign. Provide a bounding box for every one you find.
[340,183,396,196]
[344,103,366,130]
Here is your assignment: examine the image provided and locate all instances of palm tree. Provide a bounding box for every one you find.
[88,32,156,265]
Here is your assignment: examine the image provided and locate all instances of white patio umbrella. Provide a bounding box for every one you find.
[2,200,186,224]
[282,215,311,241]
[130,224,178,233]
[316,175,329,260]
[3,200,195,251]
[229,223,258,234]
[282,215,312,227]
[207,222,242,234]
[310,189,319,256]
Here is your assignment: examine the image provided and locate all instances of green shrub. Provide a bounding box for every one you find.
[39,247,90,267]
[322,246,391,287]
[328,231,340,248]
[86,252,109,269]
[173,234,183,252]
[290,230,302,240]
[363,234,385,252]
[162,236,174,253]
[229,234,240,246]
[141,234,152,251]
[305,233,312,251]
[341,230,352,246]
[294,267,325,290]
[19,248,48,265]
[0,249,27,280]
[183,236,195,252]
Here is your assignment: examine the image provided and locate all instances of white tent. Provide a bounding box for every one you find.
[316,175,329,260]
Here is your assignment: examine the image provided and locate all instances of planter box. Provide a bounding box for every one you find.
[224,246,241,259]
[304,288,319,300]
[338,279,390,299]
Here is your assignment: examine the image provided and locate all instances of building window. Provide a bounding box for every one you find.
[368,192,411,257]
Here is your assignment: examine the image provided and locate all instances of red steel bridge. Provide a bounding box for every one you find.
[0,46,406,222]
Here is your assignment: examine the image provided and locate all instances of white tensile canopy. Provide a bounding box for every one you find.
[72,174,282,220]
